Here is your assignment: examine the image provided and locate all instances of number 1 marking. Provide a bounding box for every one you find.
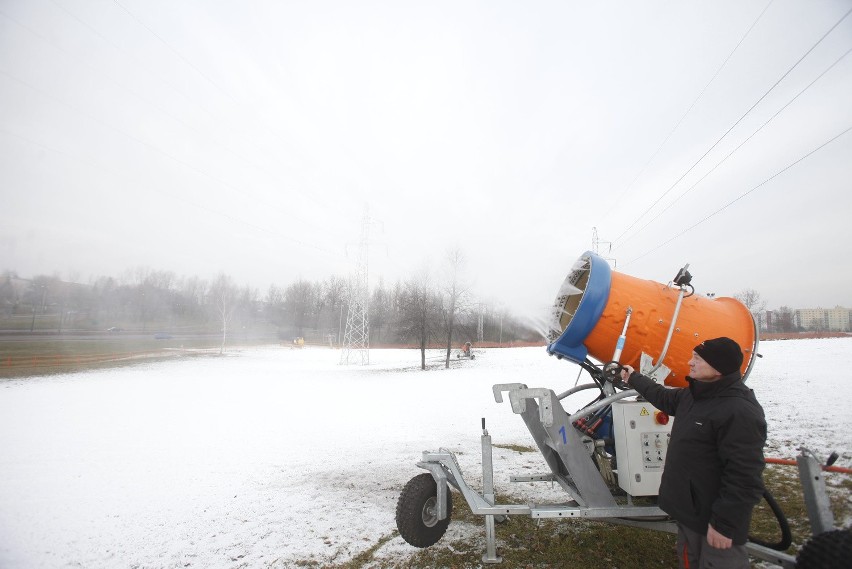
[559,425,567,444]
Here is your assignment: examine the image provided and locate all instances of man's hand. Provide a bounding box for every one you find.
[619,365,634,385]
[706,524,732,549]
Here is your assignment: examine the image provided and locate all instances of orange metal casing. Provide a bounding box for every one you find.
[584,271,757,387]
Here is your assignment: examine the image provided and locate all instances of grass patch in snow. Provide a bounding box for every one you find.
[493,443,538,454]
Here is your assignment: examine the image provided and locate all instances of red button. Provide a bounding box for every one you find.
[655,411,670,425]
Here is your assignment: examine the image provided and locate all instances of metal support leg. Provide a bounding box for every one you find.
[483,515,500,564]
[798,450,836,536]
[481,419,502,563]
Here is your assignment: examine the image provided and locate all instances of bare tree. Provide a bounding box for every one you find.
[370,278,392,345]
[284,280,320,338]
[120,267,177,332]
[321,275,348,344]
[734,288,767,329]
[265,284,285,330]
[773,306,795,333]
[235,285,259,342]
[399,268,440,370]
[179,276,208,322]
[0,272,20,316]
[441,248,469,369]
[209,273,238,354]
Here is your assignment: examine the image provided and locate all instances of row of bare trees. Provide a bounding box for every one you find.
[0,252,536,359]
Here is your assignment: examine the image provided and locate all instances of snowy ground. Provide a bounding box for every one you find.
[1,338,850,568]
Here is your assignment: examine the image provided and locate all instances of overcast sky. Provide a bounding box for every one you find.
[1,0,851,320]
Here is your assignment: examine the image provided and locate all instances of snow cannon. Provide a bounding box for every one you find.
[546,251,758,386]
[398,251,832,569]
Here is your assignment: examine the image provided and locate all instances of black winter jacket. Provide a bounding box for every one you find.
[628,371,767,544]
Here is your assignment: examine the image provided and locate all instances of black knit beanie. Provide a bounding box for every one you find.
[694,337,743,375]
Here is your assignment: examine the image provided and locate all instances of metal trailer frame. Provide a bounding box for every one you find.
[413,381,837,568]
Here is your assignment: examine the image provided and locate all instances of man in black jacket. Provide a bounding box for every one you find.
[619,337,766,569]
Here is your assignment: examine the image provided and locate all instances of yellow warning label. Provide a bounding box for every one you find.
[640,407,650,416]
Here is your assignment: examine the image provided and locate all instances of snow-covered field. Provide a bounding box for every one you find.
[1,338,850,568]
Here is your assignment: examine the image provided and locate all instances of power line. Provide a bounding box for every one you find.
[111,0,238,107]
[617,45,852,245]
[612,4,852,247]
[597,0,776,224]
[623,124,852,266]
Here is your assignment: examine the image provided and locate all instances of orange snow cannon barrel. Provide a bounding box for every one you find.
[546,251,758,386]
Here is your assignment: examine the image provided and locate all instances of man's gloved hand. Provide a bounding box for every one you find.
[604,363,632,390]
[619,365,635,387]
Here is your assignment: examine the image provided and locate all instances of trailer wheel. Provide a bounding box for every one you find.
[796,528,852,569]
[395,473,452,547]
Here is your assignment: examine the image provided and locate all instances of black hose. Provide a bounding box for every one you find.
[581,359,606,390]
[748,489,792,551]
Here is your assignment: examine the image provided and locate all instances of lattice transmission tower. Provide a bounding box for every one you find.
[340,212,370,365]
[592,227,617,267]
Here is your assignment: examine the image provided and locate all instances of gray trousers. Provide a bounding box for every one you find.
[676,524,750,569]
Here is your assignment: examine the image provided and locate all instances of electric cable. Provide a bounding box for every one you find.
[110,0,238,107]
[597,0,776,224]
[623,124,852,266]
[621,45,852,245]
[612,5,852,248]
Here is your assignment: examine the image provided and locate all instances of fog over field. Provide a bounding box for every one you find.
[2,1,851,316]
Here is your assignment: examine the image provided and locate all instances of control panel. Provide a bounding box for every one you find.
[611,398,673,496]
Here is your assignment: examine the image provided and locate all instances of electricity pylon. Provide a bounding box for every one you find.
[340,211,370,365]
[592,227,617,267]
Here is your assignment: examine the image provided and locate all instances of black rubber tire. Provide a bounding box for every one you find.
[395,473,452,548]
[796,528,852,569]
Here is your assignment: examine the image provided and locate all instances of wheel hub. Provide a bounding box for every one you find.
[421,496,439,527]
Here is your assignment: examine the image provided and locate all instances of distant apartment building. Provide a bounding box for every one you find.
[795,306,851,331]
[758,306,851,333]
